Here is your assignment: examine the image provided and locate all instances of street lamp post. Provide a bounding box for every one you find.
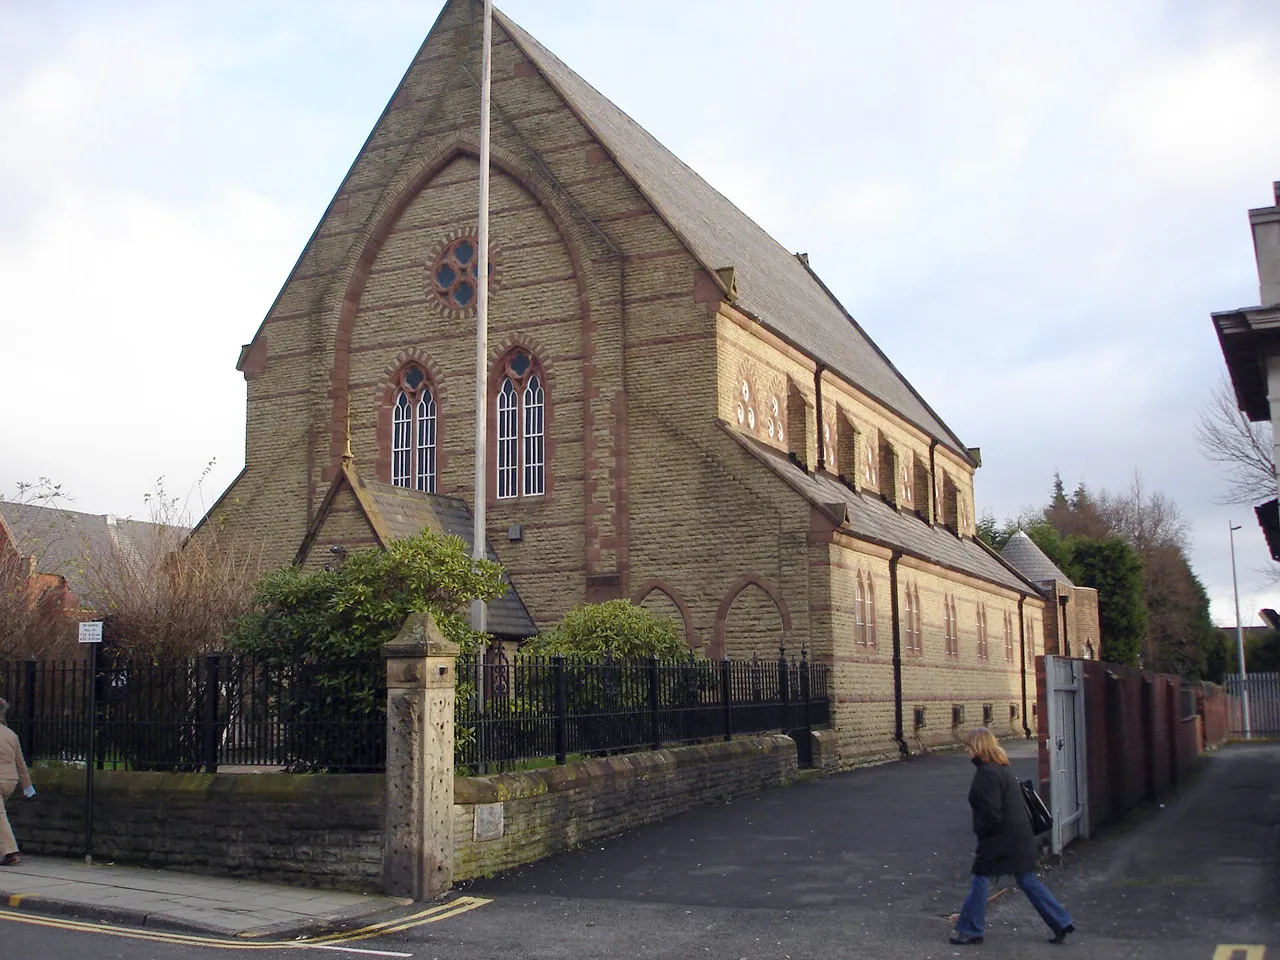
[1228,522,1252,740]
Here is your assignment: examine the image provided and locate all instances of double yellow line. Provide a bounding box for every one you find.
[0,895,491,953]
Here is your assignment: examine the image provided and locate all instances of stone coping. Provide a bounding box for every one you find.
[455,734,796,805]
[30,767,384,801]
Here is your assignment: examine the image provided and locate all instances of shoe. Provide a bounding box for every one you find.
[0,853,20,866]
[949,933,984,945]
[1049,923,1075,944]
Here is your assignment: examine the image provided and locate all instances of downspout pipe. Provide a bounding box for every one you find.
[1018,595,1031,739]
[928,439,938,522]
[889,550,909,757]
[813,364,826,473]
[1059,594,1070,658]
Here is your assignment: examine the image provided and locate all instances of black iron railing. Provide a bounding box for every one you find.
[1,650,832,776]
[456,652,832,771]
[0,655,385,773]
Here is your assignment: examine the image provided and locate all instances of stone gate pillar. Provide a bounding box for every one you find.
[382,612,459,899]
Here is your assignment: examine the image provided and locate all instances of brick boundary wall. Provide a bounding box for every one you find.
[452,734,800,881]
[1035,658,1232,840]
[8,769,384,892]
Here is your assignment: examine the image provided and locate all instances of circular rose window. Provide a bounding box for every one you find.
[430,236,492,311]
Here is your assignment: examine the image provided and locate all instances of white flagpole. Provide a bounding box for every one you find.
[472,0,493,655]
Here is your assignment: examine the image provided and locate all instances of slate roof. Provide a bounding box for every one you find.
[0,501,180,608]
[496,7,970,461]
[723,431,1034,596]
[298,465,537,639]
[1000,530,1073,587]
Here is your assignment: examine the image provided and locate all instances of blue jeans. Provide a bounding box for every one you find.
[955,873,1074,938]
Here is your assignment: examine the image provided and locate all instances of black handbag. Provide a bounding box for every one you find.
[1020,779,1053,835]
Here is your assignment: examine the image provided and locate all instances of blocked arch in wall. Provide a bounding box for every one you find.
[632,579,698,651]
[712,574,792,660]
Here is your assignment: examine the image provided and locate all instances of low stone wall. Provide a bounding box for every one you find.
[452,734,798,881]
[9,768,384,892]
[10,735,803,892]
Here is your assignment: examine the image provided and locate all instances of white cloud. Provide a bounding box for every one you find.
[0,185,306,518]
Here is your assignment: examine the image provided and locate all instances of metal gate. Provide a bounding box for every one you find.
[1044,656,1089,854]
[1225,672,1280,737]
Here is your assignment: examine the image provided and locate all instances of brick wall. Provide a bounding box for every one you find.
[9,769,384,891]
[1036,658,1225,838]
[452,734,798,881]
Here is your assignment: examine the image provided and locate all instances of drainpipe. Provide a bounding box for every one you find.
[1018,595,1031,739]
[928,439,938,523]
[813,364,826,473]
[1059,593,1070,657]
[889,550,909,757]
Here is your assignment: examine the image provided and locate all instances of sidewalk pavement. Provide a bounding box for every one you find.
[0,855,408,939]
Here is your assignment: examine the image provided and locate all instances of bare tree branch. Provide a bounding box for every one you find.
[1196,377,1275,505]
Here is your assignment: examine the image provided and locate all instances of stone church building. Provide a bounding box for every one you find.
[199,0,1052,760]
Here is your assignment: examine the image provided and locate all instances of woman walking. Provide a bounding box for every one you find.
[0,697,35,866]
[950,727,1074,946]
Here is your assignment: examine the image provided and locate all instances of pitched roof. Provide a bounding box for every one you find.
[297,463,537,639]
[0,501,180,608]
[496,6,970,461]
[723,431,1033,596]
[1000,531,1073,587]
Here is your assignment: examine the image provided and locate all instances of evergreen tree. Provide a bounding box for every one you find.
[1065,537,1146,666]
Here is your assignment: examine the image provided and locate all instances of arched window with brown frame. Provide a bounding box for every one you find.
[867,572,878,648]
[390,364,437,492]
[495,349,547,499]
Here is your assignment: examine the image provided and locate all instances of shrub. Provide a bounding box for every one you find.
[229,531,506,771]
[517,600,694,661]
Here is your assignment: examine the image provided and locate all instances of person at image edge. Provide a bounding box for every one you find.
[0,696,35,866]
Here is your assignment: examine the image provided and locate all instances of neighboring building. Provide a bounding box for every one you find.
[1000,531,1100,660]
[1213,181,1280,558]
[0,500,176,613]
[196,0,1046,760]
[0,509,76,614]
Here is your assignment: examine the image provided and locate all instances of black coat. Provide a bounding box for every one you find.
[967,759,1037,877]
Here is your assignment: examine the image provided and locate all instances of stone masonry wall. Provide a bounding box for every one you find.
[9,769,384,892]
[827,540,1036,760]
[452,734,798,881]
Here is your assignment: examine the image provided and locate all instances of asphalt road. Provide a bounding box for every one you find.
[2,742,1276,959]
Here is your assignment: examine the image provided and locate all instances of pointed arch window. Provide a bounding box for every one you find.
[855,572,867,646]
[904,582,922,656]
[867,575,877,647]
[1003,611,1015,662]
[944,595,959,658]
[976,604,989,660]
[391,365,436,492]
[496,350,547,499]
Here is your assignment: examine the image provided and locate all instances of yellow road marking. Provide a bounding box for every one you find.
[1213,947,1267,960]
[0,895,492,952]
[313,898,491,945]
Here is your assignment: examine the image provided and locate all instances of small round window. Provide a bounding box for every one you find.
[430,236,491,311]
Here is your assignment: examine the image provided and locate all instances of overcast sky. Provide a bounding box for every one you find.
[3,0,1279,628]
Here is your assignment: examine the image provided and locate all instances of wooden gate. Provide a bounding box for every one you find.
[1044,656,1089,854]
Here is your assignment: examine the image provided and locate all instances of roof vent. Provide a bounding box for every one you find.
[795,252,809,266]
